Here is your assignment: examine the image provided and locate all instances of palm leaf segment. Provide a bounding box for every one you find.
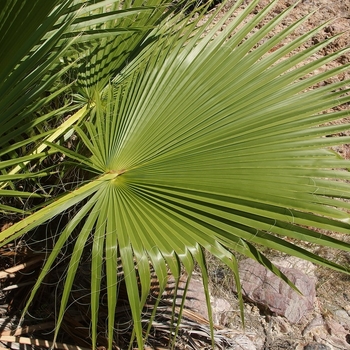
[1,0,350,348]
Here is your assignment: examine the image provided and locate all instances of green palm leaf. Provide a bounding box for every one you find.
[66,0,172,99]
[0,0,171,213]
[1,0,350,348]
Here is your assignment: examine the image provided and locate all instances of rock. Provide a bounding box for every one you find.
[165,275,236,326]
[318,302,350,331]
[210,295,232,325]
[344,304,350,316]
[238,258,316,323]
[303,343,331,350]
[303,315,350,349]
[267,339,296,349]
[302,316,325,336]
[323,318,350,349]
[333,309,350,330]
[272,256,316,277]
[165,275,209,320]
[230,334,257,350]
[273,315,294,334]
[164,275,265,349]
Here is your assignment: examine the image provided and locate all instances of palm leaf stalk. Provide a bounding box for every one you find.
[1,0,350,348]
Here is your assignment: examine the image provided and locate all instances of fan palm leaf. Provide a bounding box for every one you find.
[0,0,171,213]
[1,0,350,349]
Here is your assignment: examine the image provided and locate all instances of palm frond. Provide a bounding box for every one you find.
[0,0,172,213]
[1,0,350,349]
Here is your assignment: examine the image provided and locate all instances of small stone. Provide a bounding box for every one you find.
[230,334,257,350]
[165,275,209,319]
[334,309,350,329]
[210,297,233,325]
[344,304,350,315]
[303,343,331,350]
[326,318,347,335]
[274,316,292,334]
[165,275,235,326]
[302,316,324,336]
